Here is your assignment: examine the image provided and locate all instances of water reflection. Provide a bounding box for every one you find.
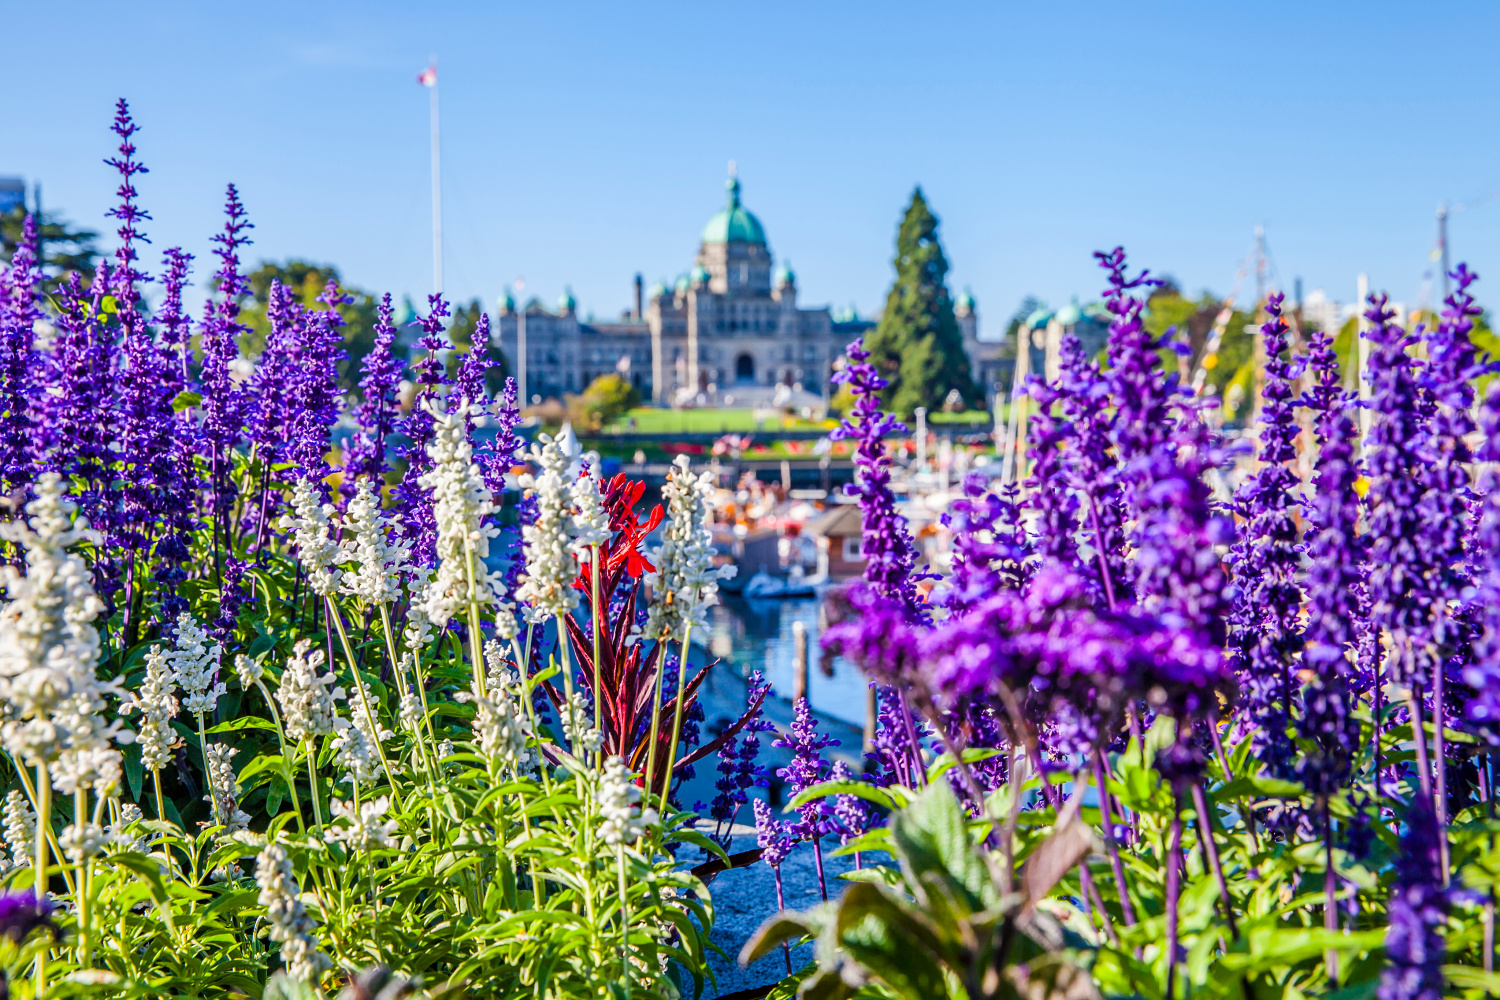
[702,593,868,729]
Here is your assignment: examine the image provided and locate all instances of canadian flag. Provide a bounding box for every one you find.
[417,64,437,87]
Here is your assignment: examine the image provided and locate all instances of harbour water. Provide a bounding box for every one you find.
[701,593,868,729]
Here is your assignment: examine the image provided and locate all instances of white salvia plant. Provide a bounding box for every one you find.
[2,789,33,870]
[279,478,342,599]
[516,432,581,623]
[0,473,116,772]
[570,465,611,555]
[169,612,224,717]
[327,796,397,851]
[562,691,602,756]
[598,756,656,846]
[256,843,333,984]
[636,455,734,643]
[416,399,510,627]
[332,698,390,789]
[276,640,345,744]
[458,641,535,772]
[204,743,250,833]
[339,478,411,607]
[121,644,180,771]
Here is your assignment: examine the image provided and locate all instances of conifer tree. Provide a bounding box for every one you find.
[861,188,977,415]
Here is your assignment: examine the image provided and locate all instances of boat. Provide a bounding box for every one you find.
[742,564,817,599]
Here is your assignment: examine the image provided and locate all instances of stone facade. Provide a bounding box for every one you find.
[494,171,991,407]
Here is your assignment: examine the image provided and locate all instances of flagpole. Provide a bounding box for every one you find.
[428,57,443,296]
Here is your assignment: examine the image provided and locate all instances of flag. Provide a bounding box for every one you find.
[417,64,437,87]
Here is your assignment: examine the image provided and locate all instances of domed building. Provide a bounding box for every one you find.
[497,167,901,406]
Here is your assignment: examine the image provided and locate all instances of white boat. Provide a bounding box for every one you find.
[742,565,817,599]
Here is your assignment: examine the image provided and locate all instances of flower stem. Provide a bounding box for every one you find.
[306,741,324,828]
[33,764,48,996]
[327,597,402,809]
[658,623,696,817]
[196,713,221,828]
[590,545,604,765]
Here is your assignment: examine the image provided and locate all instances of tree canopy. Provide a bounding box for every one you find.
[860,188,977,416]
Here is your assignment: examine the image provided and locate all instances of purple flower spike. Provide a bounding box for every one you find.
[1362,291,1445,703]
[1226,293,1304,772]
[342,293,404,498]
[831,338,925,621]
[0,214,42,494]
[395,293,452,565]
[1296,324,1364,792]
[773,698,840,842]
[1378,795,1451,1000]
[105,98,152,327]
[753,797,792,868]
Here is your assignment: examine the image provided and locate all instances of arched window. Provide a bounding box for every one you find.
[735,353,755,384]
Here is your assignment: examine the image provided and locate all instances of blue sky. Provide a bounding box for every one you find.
[6,1,1499,333]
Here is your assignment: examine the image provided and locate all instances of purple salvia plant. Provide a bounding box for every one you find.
[1415,265,1483,798]
[156,248,194,393]
[1295,325,1363,795]
[0,215,41,495]
[104,99,151,333]
[284,281,348,479]
[936,475,1029,614]
[830,338,925,620]
[752,795,796,973]
[1226,293,1304,772]
[1057,327,1130,608]
[395,293,451,566]
[773,698,839,900]
[246,280,302,468]
[1463,380,1500,746]
[482,375,523,499]
[150,248,199,619]
[1377,795,1451,1000]
[1097,246,1174,486]
[341,293,403,500]
[198,185,253,576]
[1023,363,1081,570]
[451,311,492,435]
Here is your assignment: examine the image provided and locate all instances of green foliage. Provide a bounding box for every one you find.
[862,190,978,416]
[756,712,1500,999]
[567,374,641,432]
[747,781,1097,1000]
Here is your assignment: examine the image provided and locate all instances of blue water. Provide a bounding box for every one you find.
[700,593,869,729]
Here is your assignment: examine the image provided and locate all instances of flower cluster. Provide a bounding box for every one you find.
[255,843,332,984]
[637,455,733,642]
[598,756,656,846]
[276,640,345,744]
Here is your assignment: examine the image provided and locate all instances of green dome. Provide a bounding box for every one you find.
[700,175,767,246]
[498,289,515,313]
[690,265,710,285]
[1055,300,1082,326]
[558,287,577,313]
[775,259,795,286]
[674,274,690,293]
[1025,307,1053,330]
[647,280,667,299]
[956,287,975,311]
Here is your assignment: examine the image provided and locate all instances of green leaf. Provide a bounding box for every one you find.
[171,390,201,413]
[122,739,144,803]
[889,780,990,910]
[789,778,902,813]
[206,717,277,735]
[740,913,816,966]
